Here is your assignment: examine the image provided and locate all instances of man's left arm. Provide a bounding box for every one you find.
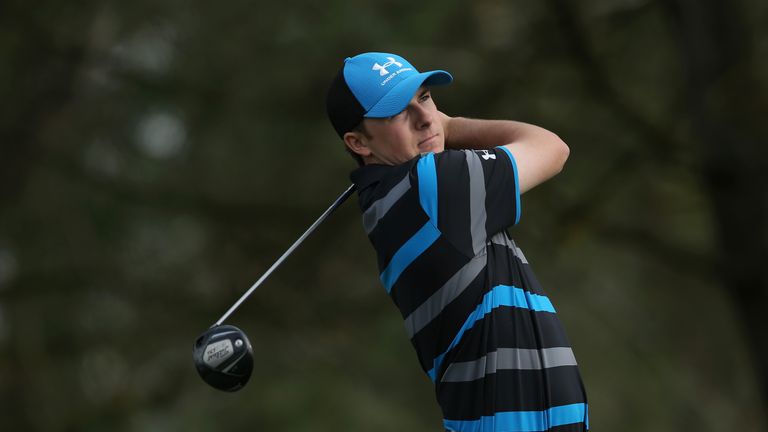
[440,112,569,194]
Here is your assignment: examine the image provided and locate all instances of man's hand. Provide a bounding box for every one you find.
[439,111,453,145]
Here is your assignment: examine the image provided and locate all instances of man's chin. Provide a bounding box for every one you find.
[418,143,445,154]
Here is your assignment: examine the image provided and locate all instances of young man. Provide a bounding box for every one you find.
[326,52,588,431]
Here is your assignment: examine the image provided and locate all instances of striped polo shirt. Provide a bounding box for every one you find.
[350,148,588,432]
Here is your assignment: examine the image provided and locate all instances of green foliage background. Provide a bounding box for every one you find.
[1,0,767,430]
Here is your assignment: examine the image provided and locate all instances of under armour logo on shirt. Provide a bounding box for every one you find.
[479,150,496,160]
[372,57,403,76]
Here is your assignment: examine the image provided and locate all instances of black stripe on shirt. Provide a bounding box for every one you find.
[486,242,548,296]
[436,366,587,417]
[482,148,519,236]
[435,150,473,257]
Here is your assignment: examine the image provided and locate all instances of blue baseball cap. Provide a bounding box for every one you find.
[326,52,453,138]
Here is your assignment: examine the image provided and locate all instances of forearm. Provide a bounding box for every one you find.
[441,113,557,150]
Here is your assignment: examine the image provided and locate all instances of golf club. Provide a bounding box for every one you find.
[193,184,357,391]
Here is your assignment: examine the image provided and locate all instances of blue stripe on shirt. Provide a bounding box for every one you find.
[427,284,556,381]
[443,403,588,432]
[417,152,438,223]
[380,222,440,293]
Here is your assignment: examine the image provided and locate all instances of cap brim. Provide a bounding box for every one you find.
[365,70,453,118]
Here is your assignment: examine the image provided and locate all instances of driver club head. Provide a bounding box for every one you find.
[193,325,253,392]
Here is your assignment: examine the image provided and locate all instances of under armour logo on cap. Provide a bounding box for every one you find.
[372,57,403,76]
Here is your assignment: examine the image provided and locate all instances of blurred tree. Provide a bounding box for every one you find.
[663,0,768,415]
[547,0,768,417]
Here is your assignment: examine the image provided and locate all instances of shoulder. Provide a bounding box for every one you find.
[352,162,414,211]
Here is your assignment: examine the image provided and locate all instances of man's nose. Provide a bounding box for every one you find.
[412,104,432,129]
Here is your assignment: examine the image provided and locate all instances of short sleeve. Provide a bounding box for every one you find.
[414,149,520,257]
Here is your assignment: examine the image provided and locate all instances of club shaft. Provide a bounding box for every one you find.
[213,184,357,326]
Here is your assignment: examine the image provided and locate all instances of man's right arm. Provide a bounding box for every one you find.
[441,113,570,194]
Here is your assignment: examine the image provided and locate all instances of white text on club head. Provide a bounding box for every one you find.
[204,339,234,369]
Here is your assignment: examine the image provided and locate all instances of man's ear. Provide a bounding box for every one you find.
[343,131,372,158]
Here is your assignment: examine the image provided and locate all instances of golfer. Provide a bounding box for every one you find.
[326,52,588,432]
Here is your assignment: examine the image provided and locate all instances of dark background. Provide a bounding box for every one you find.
[1,0,766,430]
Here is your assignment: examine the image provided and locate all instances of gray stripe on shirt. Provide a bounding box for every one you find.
[441,347,578,382]
[490,233,527,264]
[465,151,488,255]
[404,253,488,339]
[362,174,410,234]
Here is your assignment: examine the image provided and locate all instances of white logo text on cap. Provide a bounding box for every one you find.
[372,57,403,76]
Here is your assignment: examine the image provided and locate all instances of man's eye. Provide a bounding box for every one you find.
[420,93,431,102]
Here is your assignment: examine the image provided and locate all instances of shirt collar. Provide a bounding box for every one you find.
[349,164,393,191]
